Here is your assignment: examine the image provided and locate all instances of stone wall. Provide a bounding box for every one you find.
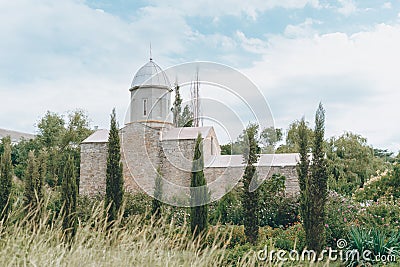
[80,123,300,199]
[79,142,108,195]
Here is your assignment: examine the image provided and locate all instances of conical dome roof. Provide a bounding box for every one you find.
[131,59,171,89]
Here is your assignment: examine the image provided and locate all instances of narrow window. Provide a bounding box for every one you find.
[143,99,148,116]
[211,137,214,155]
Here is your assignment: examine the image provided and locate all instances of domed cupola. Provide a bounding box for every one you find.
[128,59,172,127]
[131,59,171,89]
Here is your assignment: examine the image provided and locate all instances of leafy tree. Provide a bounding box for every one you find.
[258,173,299,228]
[326,132,383,195]
[152,168,163,219]
[276,120,313,153]
[61,155,78,243]
[190,133,209,237]
[0,137,13,220]
[105,108,124,223]
[298,103,328,253]
[260,127,283,153]
[241,123,260,245]
[37,111,66,149]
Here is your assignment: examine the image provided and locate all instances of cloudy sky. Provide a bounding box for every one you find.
[1,0,399,152]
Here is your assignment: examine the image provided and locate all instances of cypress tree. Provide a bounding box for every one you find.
[297,103,328,253]
[24,151,40,211]
[151,167,163,219]
[0,137,13,221]
[105,108,124,222]
[241,123,260,245]
[171,83,182,127]
[190,133,208,237]
[61,155,78,243]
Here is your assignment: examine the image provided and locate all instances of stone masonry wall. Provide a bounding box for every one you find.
[79,142,108,195]
[80,124,300,199]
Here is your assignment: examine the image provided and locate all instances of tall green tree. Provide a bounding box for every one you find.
[276,120,314,153]
[61,155,78,242]
[180,105,193,127]
[0,137,13,220]
[171,83,182,127]
[105,108,124,222]
[241,123,260,245]
[190,134,209,237]
[24,151,42,212]
[151,167,163,219]
[298,103,328,253]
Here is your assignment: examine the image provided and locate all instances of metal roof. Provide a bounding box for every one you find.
[0,128,35,143]
[131,60,171,89]
[81,129,109,143]
[209,153,300,168]
[161,126,213,141]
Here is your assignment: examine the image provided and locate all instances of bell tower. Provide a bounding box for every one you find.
[129,59,172,127]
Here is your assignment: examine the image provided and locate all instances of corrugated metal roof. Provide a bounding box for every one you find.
[161,126,212,141]
[81,129,109,143]
[0,128,35,143]
[131,60,171,88]
[209,153,300,168]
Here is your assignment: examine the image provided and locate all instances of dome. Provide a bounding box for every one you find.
[131,59,171,89]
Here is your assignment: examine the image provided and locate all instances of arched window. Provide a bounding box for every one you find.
[143,99,148,116]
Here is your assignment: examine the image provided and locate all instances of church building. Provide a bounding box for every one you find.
[79,58,300,203]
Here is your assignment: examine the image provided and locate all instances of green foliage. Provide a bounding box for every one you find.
[124,192,152,217]
[180,105,193,127]
[241,123,260,245]
[171,83,182,127]
[0,137,13,220]
[276,120,314,153]
[297,103,328,253]
[327,132,384,195]
[151,168,163,219]
[190,134,209,236]
[346,227,400,266]
[12,138,40,178]
[61,156,78,242]
[325,191,359,247]
[260,126,283,153]
[258,173,300,228]
[13,110,92,188]
[209,186,243,225]
[354,162,400,201]
[23,150,43,212]
[105,108,124,223]
[357,197,400,231]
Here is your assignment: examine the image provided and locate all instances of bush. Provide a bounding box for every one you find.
[325,191,359,247]
[123,192,152,217]
[357,197,400,231]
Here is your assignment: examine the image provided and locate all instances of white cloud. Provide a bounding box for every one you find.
[243,23,400,151]
[382,2,392,9]
[148,0,321,20]
[284,18,320,38]
[337,0,357,16]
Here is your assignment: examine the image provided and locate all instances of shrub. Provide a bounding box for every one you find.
[325,191,359,247]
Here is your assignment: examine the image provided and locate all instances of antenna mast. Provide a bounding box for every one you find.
[149,42,152,60]
[191,68,202,127]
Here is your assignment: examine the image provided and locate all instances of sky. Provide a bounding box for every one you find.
[0,0,399,152]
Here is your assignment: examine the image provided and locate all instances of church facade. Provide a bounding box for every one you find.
[79,59,300,202]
